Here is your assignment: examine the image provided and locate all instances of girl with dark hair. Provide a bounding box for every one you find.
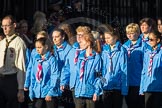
[140,30,162,108]
[157,17,162,36]
[52,28,72,108]
[101,28,128,108]
[139,17,157,44]
[28,37,59,108]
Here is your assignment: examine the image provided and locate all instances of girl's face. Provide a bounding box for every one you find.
[79,37,89,50]
[20,23,28,34]
[35,41,47,56]
[126,32,139,41]
[104,33,117,45]
[52,31,64,47]
[149,33,160,48]
[157,19,162,34]
[140,22,150,34]
[76,32,84,43]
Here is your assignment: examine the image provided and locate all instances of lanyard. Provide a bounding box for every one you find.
[4,36,17,65]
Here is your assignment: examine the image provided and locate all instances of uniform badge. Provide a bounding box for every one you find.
[10,48,15,58]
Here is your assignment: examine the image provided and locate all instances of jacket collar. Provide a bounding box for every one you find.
[53,41,67,51]
[79,50,96,60]
[35,51,51,61]
[72,42,80,49]
[125,37,142,48]
[147,43,161,53]
[103,41,121,52]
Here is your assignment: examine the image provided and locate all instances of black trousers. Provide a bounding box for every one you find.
[102,90,123,108]
[60,89,75,108]
[95,95,103,108]
[72,90,102,108]
[144,92,162,108]
[125,86,145,108]
[0,74,18,108]
[32,97,58,108]
[75,97,95,108]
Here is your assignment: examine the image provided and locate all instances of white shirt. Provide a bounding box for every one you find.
[0,34,26,89]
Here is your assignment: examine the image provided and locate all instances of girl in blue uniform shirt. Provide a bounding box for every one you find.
[24,31,51,91]
[24,31,51,108]
[28,37,59,108]
[52,28,72,107]
[101,28,128,108]
[52,28,72,78]
[123,23,145,108]
[60,26,91,107]
[140,30,162,108]
[74,33,102,108]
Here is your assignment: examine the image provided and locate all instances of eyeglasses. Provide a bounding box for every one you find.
[1,24,13,28]
[148,38,157,41]
[77,34,83,37]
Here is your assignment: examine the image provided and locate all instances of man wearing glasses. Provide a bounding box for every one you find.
[0,15,26,108]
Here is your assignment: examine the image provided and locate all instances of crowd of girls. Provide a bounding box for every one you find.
[22,17,162,108]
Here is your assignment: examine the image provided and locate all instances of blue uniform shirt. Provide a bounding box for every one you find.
[140,44,162,94]
[74,50,102,97]
[102,41,128,95]
[29,51,59,100]
[123,37,145,86]
[53,41,72,74]
[60,46,84,89]
[24,48,37,88]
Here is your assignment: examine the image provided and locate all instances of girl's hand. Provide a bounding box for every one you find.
[24,87,28,91]
[93,93,97,102]
[60,85,65,91]
[45,96,52,101]
[140,93,144,96]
